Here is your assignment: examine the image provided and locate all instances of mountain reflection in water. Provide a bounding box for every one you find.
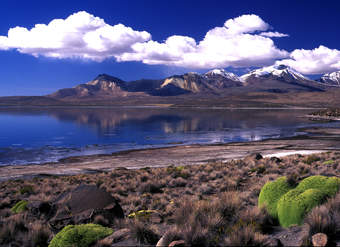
[0,107,334,165]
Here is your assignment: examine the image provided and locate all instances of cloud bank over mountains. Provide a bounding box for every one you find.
[0,11,339,75]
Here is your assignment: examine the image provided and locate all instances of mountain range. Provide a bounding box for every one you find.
[2,65,340,108]
[49,65,339,100]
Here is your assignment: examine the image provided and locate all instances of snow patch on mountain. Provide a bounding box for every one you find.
[320,71,340,85]
[240,64,308,81]
[204,68,240,81]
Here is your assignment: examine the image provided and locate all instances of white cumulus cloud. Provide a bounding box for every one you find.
[279,45,340,74]
[0,12,288,69]
[5,12,340,74]
[260,31,289,38]
[118,14,289,69]
[223,14,269,35]
[0,11,151,61]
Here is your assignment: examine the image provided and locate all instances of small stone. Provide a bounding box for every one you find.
[101,228,131,244]
[264,238,283,247]
[247,153,263,160]
[270,156,282,163]
[168,240,186,247]
[156,236,166,247]
[312,233,327,247]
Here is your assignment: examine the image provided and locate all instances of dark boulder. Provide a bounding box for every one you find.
[27,201,55,220]
[49,185,124,230]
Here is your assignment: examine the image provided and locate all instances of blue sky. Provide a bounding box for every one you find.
[0,0,339,96]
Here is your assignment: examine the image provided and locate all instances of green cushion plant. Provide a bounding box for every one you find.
[258,177,294,218]
[277,188,325,227]
[296,175,340,196]
[48,224,113,247]
[258,175,340,227]
[11,200,28,214]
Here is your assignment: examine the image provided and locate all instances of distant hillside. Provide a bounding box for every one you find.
[1,66,340,108]
[49,66,329,100]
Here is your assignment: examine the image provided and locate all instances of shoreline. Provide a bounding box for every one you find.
[305,114,340,121]
[1,126,340,181]
[0,104,327,110]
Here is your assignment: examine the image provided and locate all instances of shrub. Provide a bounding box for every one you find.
[128,210,157,220]
[305,205,337,236]
[48,224,113,247]
[93,215,109,227]
[277,188,325,227]
[296,176,340,196]
[224,224,267,246]
[305,192,340,240]
[304,155,320,165]
[30,223,51,247]
[259,175,340,228]
[250,165,266,174]
[11,200,28,214]
[277,176,340,227]
[258,177,294,218]
[20,185,34,194]
[139,182,162,194]
[0,215,27,244]
[166,166,189,178]
[323,160,335,165]
[129,221,160,244]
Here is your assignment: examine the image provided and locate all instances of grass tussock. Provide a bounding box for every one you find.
[305,192,340,241]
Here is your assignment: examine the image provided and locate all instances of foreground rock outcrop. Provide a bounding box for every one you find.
[49,185,124,230]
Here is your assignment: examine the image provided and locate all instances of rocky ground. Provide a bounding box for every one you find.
[0,150,340,246]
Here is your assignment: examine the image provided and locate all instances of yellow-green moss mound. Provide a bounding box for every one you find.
[48,224,113,247]
[258,176,340,227]
[11,200,28,214]
[277,188,325,227]
[258,177,293,218]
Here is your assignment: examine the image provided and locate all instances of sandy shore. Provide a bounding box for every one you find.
[1,126,340,181]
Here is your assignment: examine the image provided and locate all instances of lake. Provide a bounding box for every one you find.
[0,107,337,166]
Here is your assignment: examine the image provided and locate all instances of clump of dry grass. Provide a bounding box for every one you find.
[139,182,163,194]
[165,191,245,246]
[0,214,28,244]
[93,215,110,227]
[129,220,160,245]
[305,192,340,240]
[224,224,268,246]
[30,223,51,247]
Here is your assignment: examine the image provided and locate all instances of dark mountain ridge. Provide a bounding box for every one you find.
[2,66,340,108]
[49,66,331,100]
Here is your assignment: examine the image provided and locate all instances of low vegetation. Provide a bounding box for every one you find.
[49,224,113,247]
[0,151,339,246]
[10,200,28,214]
[259,175,340,227]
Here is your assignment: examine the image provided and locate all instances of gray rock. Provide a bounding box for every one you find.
[168,240,186,247]
[100,228,131,244]
[49,185,124,230]
[156,236,166,247]
[312,233,327,247]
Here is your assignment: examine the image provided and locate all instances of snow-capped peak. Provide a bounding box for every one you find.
[240,64,308,82]
[204,68,240,81]
[320,71,340,85]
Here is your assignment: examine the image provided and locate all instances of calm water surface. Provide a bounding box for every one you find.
[0,107,337,166]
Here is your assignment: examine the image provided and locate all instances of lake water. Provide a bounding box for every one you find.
[0,107,337,166]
